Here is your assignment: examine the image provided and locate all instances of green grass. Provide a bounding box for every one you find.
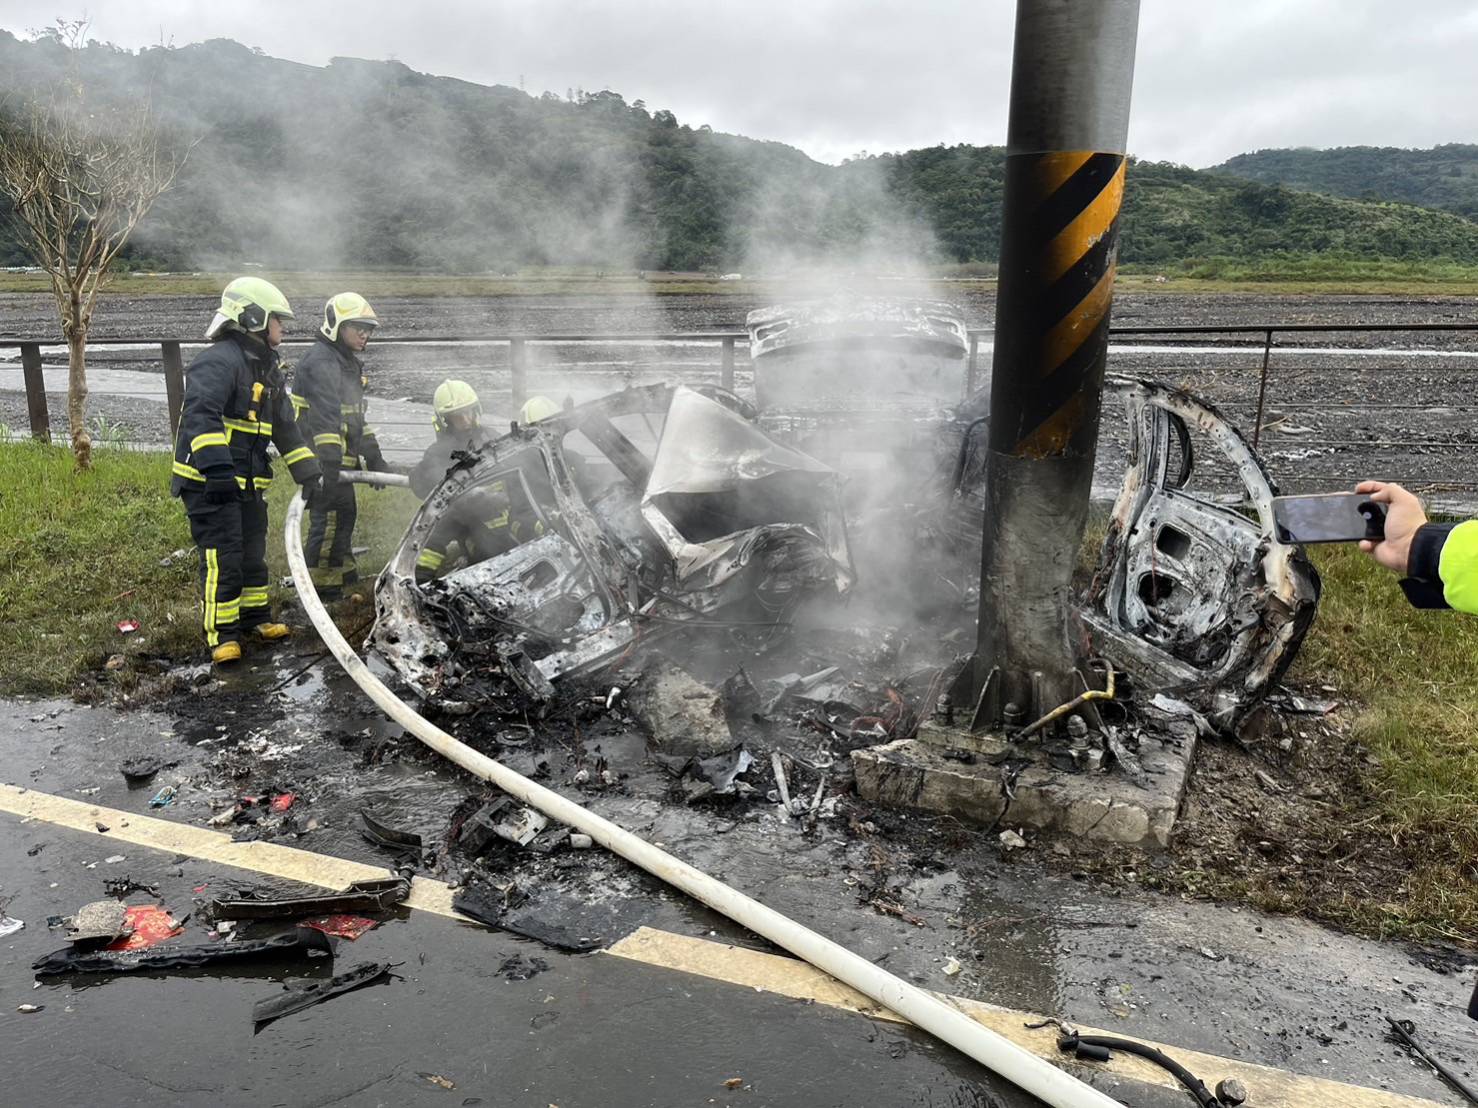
[1291,541,1478,937]
[0,441,420,696]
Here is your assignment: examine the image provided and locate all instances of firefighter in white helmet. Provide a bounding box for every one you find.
[170,277,321,664]
[290,292,387,599]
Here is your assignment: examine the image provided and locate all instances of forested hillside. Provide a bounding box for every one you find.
[1214,145,1478,221]
[5,31,1478,275]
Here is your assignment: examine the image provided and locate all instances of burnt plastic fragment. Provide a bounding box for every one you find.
[252,961,394,1028]
[209,877,410,920]
[34,925,335,976]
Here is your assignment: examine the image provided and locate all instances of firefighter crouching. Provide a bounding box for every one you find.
[291,292,389,599]
[410,380,496,581]
[170,277,322,665]
[408,386,561,582]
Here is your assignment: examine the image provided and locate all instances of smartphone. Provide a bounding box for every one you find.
[1272,493,1387,544]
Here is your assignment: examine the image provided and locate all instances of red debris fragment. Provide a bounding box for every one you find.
[270,792,295,813]
[116,620,140,634]
[105,905,183,952]
[303,914,377,941]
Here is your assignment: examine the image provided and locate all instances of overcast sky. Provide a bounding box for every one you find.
[0,0,1471,167]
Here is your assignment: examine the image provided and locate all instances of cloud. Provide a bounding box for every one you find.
[0,0,1472,167]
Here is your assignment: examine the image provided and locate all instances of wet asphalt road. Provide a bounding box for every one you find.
[2,657,1476,1107]
[0,690,1067,1108]
[1,826,1032,1108]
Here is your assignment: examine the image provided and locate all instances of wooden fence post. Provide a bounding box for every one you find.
[162,341,185,442]
[20,343,50,443]
[721,336,736,390]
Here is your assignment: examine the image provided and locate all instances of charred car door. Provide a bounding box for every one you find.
[1081,376,1320,730]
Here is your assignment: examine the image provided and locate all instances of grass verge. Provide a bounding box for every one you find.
[1287,541,1478,939]
[0,441,419,697]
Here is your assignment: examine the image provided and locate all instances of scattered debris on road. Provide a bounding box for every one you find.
[252,961,394,1029]
[208,877,410,920]
[34,925,335,976]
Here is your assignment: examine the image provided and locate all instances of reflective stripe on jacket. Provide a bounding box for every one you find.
[290,336,383,472]
[170,333,320,497]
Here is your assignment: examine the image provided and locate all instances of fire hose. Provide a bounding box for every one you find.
[287,474,1124,1108]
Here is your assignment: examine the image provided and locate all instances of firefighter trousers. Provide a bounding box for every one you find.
[305,479,358,592]
[181,488,271,647]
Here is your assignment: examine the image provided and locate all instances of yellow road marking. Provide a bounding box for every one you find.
[0,782,458,918]
[1,783,1446,1107]
[607,928,1445,1108]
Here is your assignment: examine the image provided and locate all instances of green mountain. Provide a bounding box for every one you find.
[1213,146,1478,221]
[5,31,1478,275]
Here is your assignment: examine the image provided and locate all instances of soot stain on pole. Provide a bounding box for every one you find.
[972,0,1141,727]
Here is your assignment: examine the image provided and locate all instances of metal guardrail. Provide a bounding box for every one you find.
[0,333,745,443]
[6,323,1478,477]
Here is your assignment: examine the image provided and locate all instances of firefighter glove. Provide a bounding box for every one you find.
[300,472,323,509]
[204,472,239,505]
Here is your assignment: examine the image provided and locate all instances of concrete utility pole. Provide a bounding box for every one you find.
[969,0,1140,728]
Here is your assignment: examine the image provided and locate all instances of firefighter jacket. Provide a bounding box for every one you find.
[1404,521,1478,614]
[170,333,320,497]
[409,425,496,499]
[291,335,386,475]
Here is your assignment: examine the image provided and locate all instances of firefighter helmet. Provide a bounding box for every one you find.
[205,276,294,340]
[433,379,482,433]
[322,292,380,342]
[518,395,560,425]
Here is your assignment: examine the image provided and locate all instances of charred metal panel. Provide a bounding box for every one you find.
[1082,376,1321,731]
[746,297,968,413]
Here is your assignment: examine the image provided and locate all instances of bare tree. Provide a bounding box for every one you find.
[0,21,184,468]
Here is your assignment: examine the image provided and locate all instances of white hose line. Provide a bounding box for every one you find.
[285,486,1123,1108]
[342,471,411,488]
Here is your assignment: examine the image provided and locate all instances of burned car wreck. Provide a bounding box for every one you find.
[370,296,1319,753]
[372,384,855,706]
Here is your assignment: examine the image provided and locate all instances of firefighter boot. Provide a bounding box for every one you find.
[253,622,292,641]
[211,642,243,665]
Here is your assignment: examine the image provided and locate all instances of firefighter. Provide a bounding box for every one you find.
[518,394,561,427]
[408,388,562,581]
[1358,479,1478,613]
[291,292,388,599]
[410,380,497,581]
[409,379,491,499]
[170,277,321,665]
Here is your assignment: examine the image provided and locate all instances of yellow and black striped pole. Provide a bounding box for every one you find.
[972,0,1140,728]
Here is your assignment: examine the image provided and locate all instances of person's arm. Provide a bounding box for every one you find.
[410,440,452,499]
[295,354,345,491]
[270,384,321,488]
[358,399,388,472]
[1357,480,1478,613]
[178,353,234,478]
